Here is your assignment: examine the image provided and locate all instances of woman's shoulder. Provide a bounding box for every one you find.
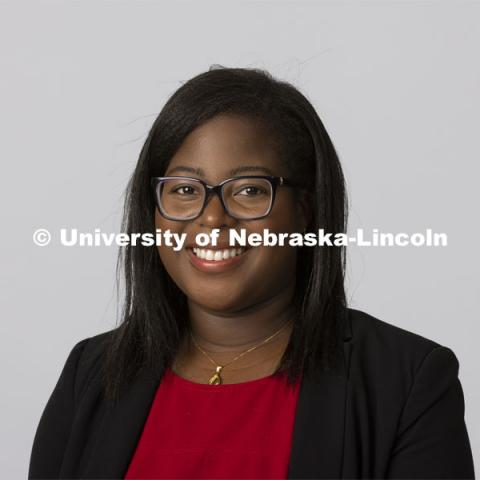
[77,328,114,362]
[347,307,443,350]
[345,307,460,386]
[64,328,117,399]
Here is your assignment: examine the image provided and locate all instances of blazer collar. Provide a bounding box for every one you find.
[80,310,353,479]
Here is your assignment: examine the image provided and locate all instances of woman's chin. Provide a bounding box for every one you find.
[185,287,250,313]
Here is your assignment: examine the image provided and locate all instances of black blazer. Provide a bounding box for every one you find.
[28,308,475,479]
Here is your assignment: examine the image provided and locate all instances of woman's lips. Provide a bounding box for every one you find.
[186,247,251,273]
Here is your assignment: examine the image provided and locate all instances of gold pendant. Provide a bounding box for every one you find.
[208,365,223,385]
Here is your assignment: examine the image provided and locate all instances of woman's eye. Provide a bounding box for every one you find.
[171,185,198,195]
[236,186,266,196]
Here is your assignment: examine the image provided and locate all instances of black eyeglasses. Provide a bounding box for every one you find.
[151,175,302,221]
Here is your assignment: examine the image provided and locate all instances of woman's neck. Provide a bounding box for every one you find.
[173,287,297,382]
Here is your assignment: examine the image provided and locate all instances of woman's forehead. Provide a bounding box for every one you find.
[167,116,285,179]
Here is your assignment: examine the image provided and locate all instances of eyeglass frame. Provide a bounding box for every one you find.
[150,175,304,221]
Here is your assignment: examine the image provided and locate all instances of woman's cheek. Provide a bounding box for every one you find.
[157,246,184,282]
[251,243,297,278]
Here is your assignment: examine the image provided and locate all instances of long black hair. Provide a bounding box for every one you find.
[101,65,349,403]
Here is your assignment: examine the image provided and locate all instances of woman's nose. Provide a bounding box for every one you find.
[197,190,232,227]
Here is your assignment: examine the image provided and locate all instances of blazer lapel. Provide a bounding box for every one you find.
[79,367,164,479]
[287,309,353,479]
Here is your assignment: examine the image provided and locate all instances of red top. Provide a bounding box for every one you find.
[124,366,302,479]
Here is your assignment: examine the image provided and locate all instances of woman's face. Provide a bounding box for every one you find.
[155,114,309,313]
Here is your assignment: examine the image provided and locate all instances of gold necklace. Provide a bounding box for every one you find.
[188,319,293,385]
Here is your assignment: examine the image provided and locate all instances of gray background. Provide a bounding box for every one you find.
[1,0,478,477]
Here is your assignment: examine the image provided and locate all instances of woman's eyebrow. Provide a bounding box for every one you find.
[167,166,204,176]
[167,165,275,177]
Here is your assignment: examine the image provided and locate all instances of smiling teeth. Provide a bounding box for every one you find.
[192,248,245,261]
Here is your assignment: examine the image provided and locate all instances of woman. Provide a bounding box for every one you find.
[28,66,475,479]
